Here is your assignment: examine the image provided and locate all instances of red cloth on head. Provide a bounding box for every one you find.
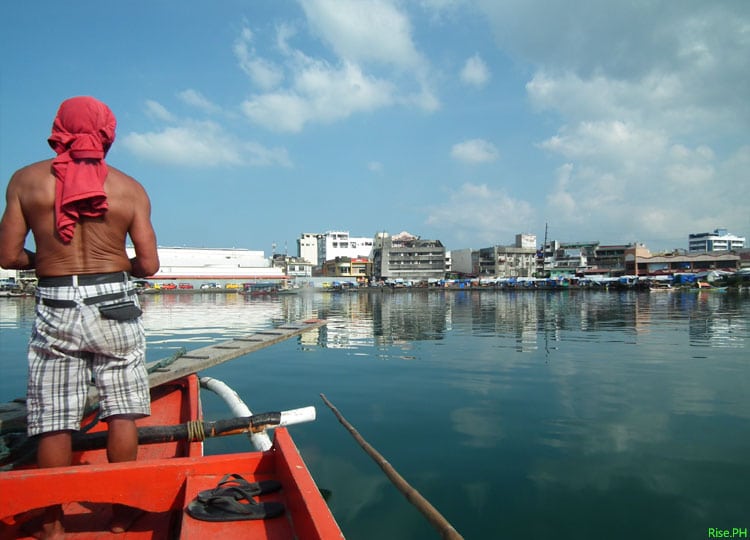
[48,96,117,243]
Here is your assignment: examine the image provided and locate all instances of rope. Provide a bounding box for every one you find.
[186,420,205,441]
[147,347,187,374]
[320,393,464,540]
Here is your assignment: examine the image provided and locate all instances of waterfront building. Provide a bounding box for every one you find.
[372,231,446,282]
[542,240,599,276]
[450,234,537,278]
[688,228,745,252]
[125,246,285,285]
[298,231,374,269]
[298,233,319,266]
[271,254,313,278]
[478,245,537,278]
[321,256,372,282]
[316,231,374,266]
[625,247,740,275]
[449,248,474,276]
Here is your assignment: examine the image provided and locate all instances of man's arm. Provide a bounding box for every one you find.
[128,187,159,278]
[0,176,35,270]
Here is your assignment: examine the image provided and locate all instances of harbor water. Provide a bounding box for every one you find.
[1,289,749,539]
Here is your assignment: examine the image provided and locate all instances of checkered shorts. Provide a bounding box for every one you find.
[26,278,151,436]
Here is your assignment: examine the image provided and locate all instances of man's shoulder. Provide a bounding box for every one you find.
[9,159,53,186]
[13,159,53,176]
[106,165,139,184]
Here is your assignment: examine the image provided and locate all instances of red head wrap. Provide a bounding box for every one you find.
[48,96,116,243]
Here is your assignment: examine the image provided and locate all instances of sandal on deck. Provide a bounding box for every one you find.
[196,473,282,503]
[186,494,285,522]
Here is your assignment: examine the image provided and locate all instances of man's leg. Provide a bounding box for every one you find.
[106,415,138,463]
[34,431,72,539]
[106,415,143,533]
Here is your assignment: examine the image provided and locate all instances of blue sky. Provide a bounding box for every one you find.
[1,1,748,255]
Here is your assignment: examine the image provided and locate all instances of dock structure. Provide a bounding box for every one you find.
[0,319,327,434]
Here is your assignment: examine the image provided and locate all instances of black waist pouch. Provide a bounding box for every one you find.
[98,301,143,321]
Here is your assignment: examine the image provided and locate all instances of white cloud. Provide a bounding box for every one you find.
[470,1,749,247]
[241,60,395,132]
[178,90,221,114]
[426,183,535,245]
[233,27,284,90]
[122,121,291,168]
[460,54,490,87]
[368,161,383,172]
[144,100,175,123]
[300,0,425,70]
[451,139,499,164]
[235,1,439,132]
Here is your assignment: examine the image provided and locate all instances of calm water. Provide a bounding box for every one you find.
[1,289,749,539]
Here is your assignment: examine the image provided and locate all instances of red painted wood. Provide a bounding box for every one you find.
[0,375,343,539]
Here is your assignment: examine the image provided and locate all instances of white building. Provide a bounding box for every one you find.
[298,233,319,266]
[689,228,745,252]
[313,231,374,267]
[125,246,285,282]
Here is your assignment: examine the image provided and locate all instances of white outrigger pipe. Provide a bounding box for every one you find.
[199,376,315,451]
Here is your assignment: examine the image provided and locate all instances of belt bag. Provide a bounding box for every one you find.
[98,301,143,321]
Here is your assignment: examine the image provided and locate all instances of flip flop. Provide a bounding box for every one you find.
[186,494,285,522]
[196,474,282,503]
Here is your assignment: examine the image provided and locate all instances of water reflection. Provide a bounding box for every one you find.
[1,289,749,539]
[132,289,750,355]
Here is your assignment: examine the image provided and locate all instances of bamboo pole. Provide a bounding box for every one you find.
[320,393,464,540]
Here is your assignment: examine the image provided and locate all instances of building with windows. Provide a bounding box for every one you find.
[372,231,446,282]
[317,231,373,265]
[297,233,319,265]
[271,254,313,278]
[689,228,745,252]
[321,257,372,281]
[298,231,374,269]
[477,245,537,277]
[626,248,740,275]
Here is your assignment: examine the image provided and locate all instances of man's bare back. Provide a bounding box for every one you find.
[0,158,159,278]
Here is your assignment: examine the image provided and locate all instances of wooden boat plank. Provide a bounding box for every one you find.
[0,319,326,434]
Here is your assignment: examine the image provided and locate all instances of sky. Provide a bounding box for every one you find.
[1,1,748,256]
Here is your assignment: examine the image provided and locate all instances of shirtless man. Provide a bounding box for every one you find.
[0,96,159,538]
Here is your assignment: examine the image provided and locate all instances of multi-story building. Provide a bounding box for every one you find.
[298,231,374,269]
[372,231,446,282]
[541,240,599,276]
[448,248,474,277]
[689,228,745,252]
[449,234,537,278]
[297,233,319,265]
[271,254,313,278]
[477,245,537,278]
[321,257,372,281]
[317,231,374,265]
[626,248,740,275]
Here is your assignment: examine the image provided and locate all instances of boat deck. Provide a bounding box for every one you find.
[1,366,342,539]
[3,430,341,539]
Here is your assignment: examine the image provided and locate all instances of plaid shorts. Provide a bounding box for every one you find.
[26,276,151,436]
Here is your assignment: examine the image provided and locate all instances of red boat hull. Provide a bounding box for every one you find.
[0,375,343,539]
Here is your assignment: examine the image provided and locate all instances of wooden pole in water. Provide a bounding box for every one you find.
[320,393,464,540]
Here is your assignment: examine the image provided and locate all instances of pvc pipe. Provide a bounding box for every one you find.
[200,376,273,451]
